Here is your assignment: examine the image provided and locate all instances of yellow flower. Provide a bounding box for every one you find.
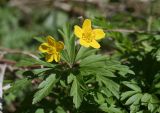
[74,19,105,48]
[38,36,64,62]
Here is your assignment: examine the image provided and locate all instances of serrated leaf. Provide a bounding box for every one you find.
[122,81,141,92]
[130,104,140,113]
[99,103,123,113]
[32,74,58,104]
[121,91,138,101]
[96,75,120,99]
[125,93,142,105]
[141,93,151,103]
[94,92,105,104]
[70,76,83,108]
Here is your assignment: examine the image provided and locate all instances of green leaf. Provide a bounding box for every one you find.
[96,75,120,99]
[17,58,56,67]
[122,81,141,92]
[125,93,142,105]
[70,76,83,108]
[75,46,97,61]
[101,88,113,97]
[148,103,155,112]
[94,92,105,104]
[80,66,116,77]
[58,24,75,64]
[130,104,140,113]
[141,93,151,103]
[55,106,66,113]
[155,49,160,61]
[99,103,124,113]
[34,36,45,43]
[61,50,70,63]
[150,95,160,104]
[35,109,44,113]
[32,74,58,104]
[80,55,106,66]
[5,78,31,94]
[121,91,138,101]
[118,66,135,77]
[67,73,74,84]
[155,82,160,88]
[32,68,52,75]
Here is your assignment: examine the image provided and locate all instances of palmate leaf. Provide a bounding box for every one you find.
[80,55,134,100]
[70,76,83,108]
[32,74,58,104]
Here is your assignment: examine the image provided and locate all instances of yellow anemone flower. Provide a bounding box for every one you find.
[38,36,64,62]
[74,19,105,48]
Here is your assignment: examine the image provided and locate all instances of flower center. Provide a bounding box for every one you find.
[47,47,57,54]
[82,32,95,43]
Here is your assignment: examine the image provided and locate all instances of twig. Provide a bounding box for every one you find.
[0,64,7,113]
[105,29,160,34]
[0,47,38,60]
[147,0,154,32]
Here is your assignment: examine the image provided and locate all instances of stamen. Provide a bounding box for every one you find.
[82,32,95,43]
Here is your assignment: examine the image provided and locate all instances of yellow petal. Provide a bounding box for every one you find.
[54,53,60,62]
[74,25,83,38]
[45,54,54,62]
[93,29,105,40]
[46,35,56,46]
[80,39,90,48]
[38,43,49,53]
[90,40,100,48]
[56,41,64,52]
[82,19,92,31]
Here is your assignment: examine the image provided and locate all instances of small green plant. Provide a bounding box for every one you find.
[5,19,133,113]
[5,17,160,113]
